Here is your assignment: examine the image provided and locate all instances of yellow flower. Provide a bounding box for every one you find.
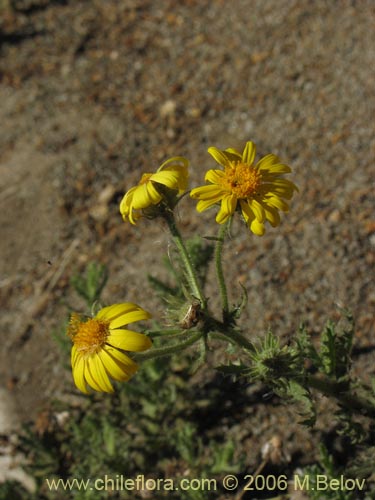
[190,141,298,236]
[67,303,152,394]
[120,156,189,224]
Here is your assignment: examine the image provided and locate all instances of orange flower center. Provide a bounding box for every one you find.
[68,314,110,355]
[222,161,261,198]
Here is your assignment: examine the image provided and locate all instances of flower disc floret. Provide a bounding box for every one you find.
[67,303,152,394]
[120,156,189,224]
[190,141,298,236]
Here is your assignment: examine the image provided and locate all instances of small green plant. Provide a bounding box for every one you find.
[7,140,375,498]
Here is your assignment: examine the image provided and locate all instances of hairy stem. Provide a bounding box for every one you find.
[164,211,207,309]
[133,330,203,362]
[215,218,230,320]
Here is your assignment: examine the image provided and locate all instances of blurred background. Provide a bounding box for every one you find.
[0,0,374,498]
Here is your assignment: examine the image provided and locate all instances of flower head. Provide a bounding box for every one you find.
[67,303,152,393]
[190,141,298,236]
[120,156,189,224]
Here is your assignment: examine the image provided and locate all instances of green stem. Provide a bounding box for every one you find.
[205,316,255,352]
[215,219,230,320]
[163,211,206,309]
[133,330,203,362]
[307,374,375,419]
[219,328,255,352]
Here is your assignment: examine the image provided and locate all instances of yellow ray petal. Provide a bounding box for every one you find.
[207,146,230,167]
[151,170,181,189]
[131,183,160,209]
[256,154,280,170]
[89,355,114,393]
[216,194,237,224]
[107,329,152,352]
[103,345,138,374]
[109,309,151,330]
[84,357,103,392]
[242,141,256,165]
[248,198,265,222]
[71,345,79,367]
[97,303,144,322]
[72,356,89,394]
[158,156,189,171]
[264,205,281,227]
[250,218,265,236]
[240,200,255,223]
[196,198,221,212]
[223,147,242,161]
[260,163,291,174]
[190,184,226,200]
[205,169,225,184]
[265,196,289,212]
[98,349,132,382]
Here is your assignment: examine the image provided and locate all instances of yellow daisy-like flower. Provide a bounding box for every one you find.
[120,156,189,224]
[190,141,298,236]
[67,303,152,394]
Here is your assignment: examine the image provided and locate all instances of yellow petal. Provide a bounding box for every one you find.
[72,355,89,394]
[242,141,256,165]
[132,184,160,209]
[107,329,152,352]
[151,170,181,189]
[264,205,281,227]
[256,154,280,170]
[104,345,138,374]
[89,355,114,393]
[145,181,164,203]
[248,198,265,222]
[265,196,289,212]
[207,146,230,167]
[240,200,255,223]
[223,147,242,161]
[71,345,79,367]
[250,218,265,236]
[110,309,151,330]
[97,303,149,322]
[190,184,226,200]
[205,169,225,184]
[260,182,296,200]
[83,357,103,392]
[260,163,291,174]
[98,349,132,382]
[158,156,189,171]
[196,198,220,212]
[216,194,237,224]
